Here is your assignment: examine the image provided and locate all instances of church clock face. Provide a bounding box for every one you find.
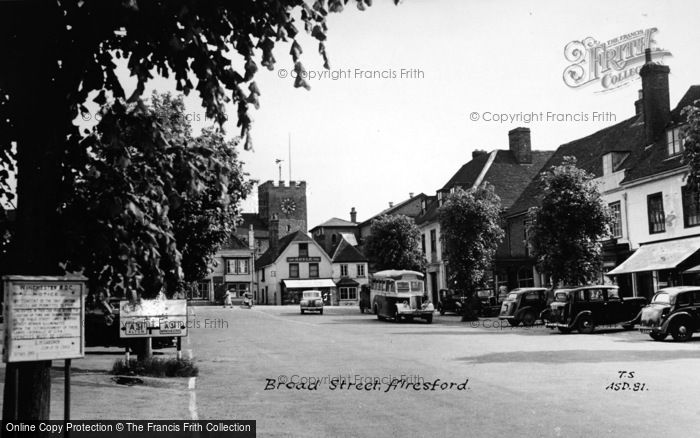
[280,198,297,215]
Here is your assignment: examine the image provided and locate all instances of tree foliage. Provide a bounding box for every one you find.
[63,93,251,300]
[681,99,700,196]
[438,184,504,293]
[527,157,612,286]
[365,214,426,272]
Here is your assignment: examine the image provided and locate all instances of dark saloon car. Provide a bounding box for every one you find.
[476,289,500,317]
[437,289,468,315]
[544,285,646,334]
[498,287,549,326]
[637,286,700,342]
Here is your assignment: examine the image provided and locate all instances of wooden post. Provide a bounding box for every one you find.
[177,337,182,360]
[64,359,71,438]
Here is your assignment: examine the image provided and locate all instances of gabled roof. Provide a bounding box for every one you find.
[255,230,316,268]
[218,234,249,251]
[310,217,357,230]
[331,237,368,263]
[417,147,554,225]
[358,193,431,227]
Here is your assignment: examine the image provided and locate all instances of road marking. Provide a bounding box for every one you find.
[188,377,198,420]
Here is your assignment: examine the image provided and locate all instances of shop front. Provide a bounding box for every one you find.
[281,279,336,305]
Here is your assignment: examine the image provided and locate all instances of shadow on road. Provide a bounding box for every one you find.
[458,348,700,364]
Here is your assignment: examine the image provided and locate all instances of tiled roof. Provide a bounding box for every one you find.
[255,230,314,268]
[219,234,248,251]
[358,193,430,227]
[506,85,700,216]
[310,217,357,230]
[416,148,554,225]
[622,86,700,183]
[332,237,368,263]
[507,115,645,216]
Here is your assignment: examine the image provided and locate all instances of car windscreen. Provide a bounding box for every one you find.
[650,292,672,305]
[506,293,519,301]
[303,292,321,299]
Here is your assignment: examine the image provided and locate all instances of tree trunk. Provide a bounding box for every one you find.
[1,2,65,423]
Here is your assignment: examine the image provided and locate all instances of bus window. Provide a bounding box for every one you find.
[397,282,410,293]
[410,281,423,293]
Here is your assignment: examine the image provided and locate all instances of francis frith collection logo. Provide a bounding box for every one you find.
[563,28,672,93]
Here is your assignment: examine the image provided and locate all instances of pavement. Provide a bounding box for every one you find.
[2,305,700,437]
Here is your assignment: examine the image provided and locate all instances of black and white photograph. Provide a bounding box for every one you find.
[1,1,700,437]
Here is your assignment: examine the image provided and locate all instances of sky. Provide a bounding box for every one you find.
[109,0,700,229]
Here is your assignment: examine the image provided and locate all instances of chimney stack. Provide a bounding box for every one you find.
[269,215,279,257]
[472,149,488,160]
[350,207,357,223]
[409,192,414,198]
[248,224,255,250]
[634,89,644,115]
[640,48,670,143]
[389,202,394,208]
[508,127,532,164]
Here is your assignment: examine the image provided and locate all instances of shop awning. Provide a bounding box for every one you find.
[335,277,359,287]
[282,279,336,289]
[607,236,700,275]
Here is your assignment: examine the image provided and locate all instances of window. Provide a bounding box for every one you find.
[192,281,209,299]
[608,201,622,237]
[261,268,265,282]
[309,263,319,278]
[647,193,665,234]
[332,234,337,244]
[299,243,309,257]
[340,287,357,300]
[357,264,365,277]
[286,224,291,232]
[682,186,700,228]
[289,263,299,278]
[430,229,437,252]
[588,289,604,302]
[517,266,534,288]
[421,234,426,254]
[226,258,249,275]
[523,220,530,256]
[666,127,684,156]
[340,264,348,276]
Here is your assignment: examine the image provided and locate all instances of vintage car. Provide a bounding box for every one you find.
[637,286,700,342]
[85,297,175,349]
[476,289,500,317]
[498,287,549,326]
[437,289,468,315]
[300,290,324,314]
[544,285,646,334]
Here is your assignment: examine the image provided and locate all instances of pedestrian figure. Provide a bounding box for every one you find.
[223,290,233,308]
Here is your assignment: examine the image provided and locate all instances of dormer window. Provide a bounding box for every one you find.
[666,127,684,157]
[298,243,308,257]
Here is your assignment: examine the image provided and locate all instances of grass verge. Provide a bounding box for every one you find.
[111,356,199,378]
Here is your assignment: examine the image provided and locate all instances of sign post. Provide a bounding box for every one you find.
[2,275,86,436]
[119,298,188,339]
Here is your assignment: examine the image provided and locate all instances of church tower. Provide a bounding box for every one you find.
[257,180,308,240]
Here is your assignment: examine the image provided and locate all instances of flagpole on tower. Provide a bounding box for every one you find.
[288,132,292,182]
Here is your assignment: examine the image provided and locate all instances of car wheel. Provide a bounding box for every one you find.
[521,311,536,327]
[375,305,383,320]
[425,314,433,324]
[319,309,323,315]
[300,309,304,314]
[649,332,667,341]
[507,319,520,327]
[557,327,572,334]
[395,315,402,323]
[577,315,595,334]
[670,319,693,342]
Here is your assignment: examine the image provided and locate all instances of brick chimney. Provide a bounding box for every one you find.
[472,149,488,159]
[508,127,532,164]
[634,89,644,115]
[350,207,357,223]
[640,48,670,143]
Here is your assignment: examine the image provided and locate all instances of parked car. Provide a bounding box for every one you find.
[437,289,468,315]
[498,287,549,326]
[300,290,324,315]
[637,286,700,342]
[476,289,500,317]
[85,297,175,349]
[544,285,646,334]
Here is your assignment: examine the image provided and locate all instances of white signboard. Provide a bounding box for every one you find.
[3,276,86,363]
[119,299,187,338]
